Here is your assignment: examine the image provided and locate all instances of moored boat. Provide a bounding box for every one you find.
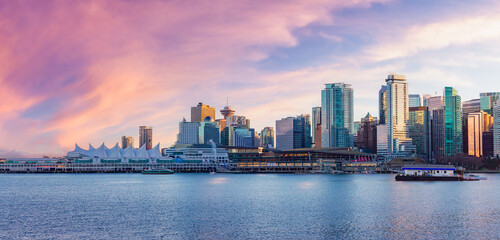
[395,175,461,181]
[395,165,460,181]
[141,169,174,175]
[463,174,487,181]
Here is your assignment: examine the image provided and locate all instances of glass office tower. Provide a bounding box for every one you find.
[321,83,354,148]
[444,87,462,156]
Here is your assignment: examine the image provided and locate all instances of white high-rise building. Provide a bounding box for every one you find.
[177,120,200,144]
[494,101,500,157]
[385,74,415,158]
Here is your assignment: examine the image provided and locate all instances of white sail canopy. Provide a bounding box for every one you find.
[134,144,149,159]
[69,143,163,159]
[121,145,136,158]
[147,143,162,158]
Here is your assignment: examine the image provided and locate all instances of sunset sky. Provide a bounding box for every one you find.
[1,0,500,156]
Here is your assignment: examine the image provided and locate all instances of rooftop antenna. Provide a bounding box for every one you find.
[226,97,229,107]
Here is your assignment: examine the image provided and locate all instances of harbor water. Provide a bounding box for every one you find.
[1,174,499,239]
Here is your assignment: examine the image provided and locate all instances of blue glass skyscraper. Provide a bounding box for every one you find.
[444,87,462,156]
[321,83,353,148]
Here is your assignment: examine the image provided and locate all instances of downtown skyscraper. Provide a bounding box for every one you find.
[443,87,462,156]
[276,115,312,150]
[480,92,500,115]
[384,74,415,157]
[311,107,322,148]
[321,83,354,148]
[121,136,134,149]
[493,101,500,157]
[467,111,493,157]
[409,106,430,160]
[139,126,153,150]
[378,86,388,124]
[409,94,423,107]
[355,113,378,153]
[191,102,216,122]
[260,127,274,148]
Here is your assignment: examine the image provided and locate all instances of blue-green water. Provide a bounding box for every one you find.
[1,174,499,239]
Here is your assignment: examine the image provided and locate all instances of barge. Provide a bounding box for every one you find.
[395,165,462,181]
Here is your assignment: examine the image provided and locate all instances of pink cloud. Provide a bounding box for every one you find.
[0,0,389,156]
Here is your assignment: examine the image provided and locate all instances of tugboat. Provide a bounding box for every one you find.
[141,168,174,175]
[395,165,461,181]
[462,174,487,181]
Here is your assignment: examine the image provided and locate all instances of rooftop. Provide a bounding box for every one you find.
[386,73,406,82]
[402,165,456,170]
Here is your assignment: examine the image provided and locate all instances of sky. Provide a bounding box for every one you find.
[1,0,500,157]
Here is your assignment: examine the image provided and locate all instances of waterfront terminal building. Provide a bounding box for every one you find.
[1,144,379,173]
[225,147,378,173]
[1,143,230,173]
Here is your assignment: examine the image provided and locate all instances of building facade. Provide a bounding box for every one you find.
[462,99,481,116]
[483,131,494,158]
[409,94,423,107]
[121,136,134,149]
[216,119,227,132]
[276,117,294,150]
[376,124,389,158]
[467,112,484,157]
[409,106,430,160]
[480,92,500,115]
[462,98,481,154]
[443,87,462,156]
[139,126,153,150]
[177,120,200,144]
[260,127,274,148]
[466,111,492,157]
[494,102,500,157]
[227,115,250,128]
[276,115,312,150]
[321,83,354,148]
[422,94,433,107]
[233,127,255,147]
[294,114,312,149]
[427,96,443,118]
[385,74,415,157]
[356,113,377,154]
[431,108,445,158]
[191,102,216,122]
[311,107,321,148]
[253,131,261,148]
[199,121,220,144]
[379,86,387,124]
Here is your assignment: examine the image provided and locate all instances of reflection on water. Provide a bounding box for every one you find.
[297,181,315,189]
[0,173,499,239]
[208,177,228,184]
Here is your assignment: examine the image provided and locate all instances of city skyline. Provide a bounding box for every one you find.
[2,0,500,156]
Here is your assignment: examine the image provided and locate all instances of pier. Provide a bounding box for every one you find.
[0,163,220,173]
